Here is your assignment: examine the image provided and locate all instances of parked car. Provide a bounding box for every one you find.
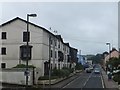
[89,66,94,70]
[85,68,92,73]
[94,68,100,74]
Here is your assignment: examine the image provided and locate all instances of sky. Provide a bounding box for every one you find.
[0,1,119,55]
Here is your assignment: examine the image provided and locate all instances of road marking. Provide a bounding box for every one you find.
[83,71,93,87]
[101,70,105,88]
[62,73,83,88]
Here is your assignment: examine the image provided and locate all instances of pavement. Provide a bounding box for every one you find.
[101,68,120,89]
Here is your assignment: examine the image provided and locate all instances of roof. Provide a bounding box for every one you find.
[56,35,63,43]
[0,17,78,50]
[0,17,52,35]
[110,48,119,53]
[0,17,62,42]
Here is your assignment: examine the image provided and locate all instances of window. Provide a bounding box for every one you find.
[55,40,57,46]
[2,32,7,39]
[58,42,60,48]
[50,39,53,45]
[1,47,6,55]
[67,49,69,53]
[55,51,57,58]
[1,63,6,68]
[63,46,64,51]
[51,50,53,57]
[20,45,32,60]
[23,32,30,42]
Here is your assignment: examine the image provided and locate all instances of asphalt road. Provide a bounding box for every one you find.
[1,64,104,89]
[63,64,104,89]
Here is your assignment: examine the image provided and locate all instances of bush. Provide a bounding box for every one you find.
[52,67,72,78]
[61,67,71,77]
[38,75,59,80]
[113,73,120,84]
[75,63,83,70]
[63,69,70,77]
[13,64,35,68]
[69,68,74,73]
[39,67,74,80]
[52,68,61,77]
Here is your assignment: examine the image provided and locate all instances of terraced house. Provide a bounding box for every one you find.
[0,17,78,77]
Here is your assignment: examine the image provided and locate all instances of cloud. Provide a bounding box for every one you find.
[1,2,118,54]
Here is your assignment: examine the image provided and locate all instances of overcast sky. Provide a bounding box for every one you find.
[0,1,119,55]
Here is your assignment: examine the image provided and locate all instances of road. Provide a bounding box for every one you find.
[1,64,104,89]
[63,64,104,89]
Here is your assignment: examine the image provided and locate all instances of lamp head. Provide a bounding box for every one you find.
[28,14,37,17]
[106,43,110,45]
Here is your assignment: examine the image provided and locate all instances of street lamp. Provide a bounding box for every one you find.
[26,14,37,87]
[106,42,112,72]
[106,42,111,59]
[49,36,51,88]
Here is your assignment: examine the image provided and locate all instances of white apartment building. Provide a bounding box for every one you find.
[0,17,71,76]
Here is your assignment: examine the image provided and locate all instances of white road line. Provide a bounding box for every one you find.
[62,73,82,88]
[83,71,93,87]
[101,70,105,88]
[101,75,105,88]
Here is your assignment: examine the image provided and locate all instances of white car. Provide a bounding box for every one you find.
[94,68,100,74]
[85,68,92,73]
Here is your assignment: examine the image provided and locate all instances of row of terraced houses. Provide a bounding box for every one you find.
[0,17,78,77]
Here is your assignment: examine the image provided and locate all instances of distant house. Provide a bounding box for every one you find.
[104,48,119,66]
[69,47,78,68]
[77,55,87,65]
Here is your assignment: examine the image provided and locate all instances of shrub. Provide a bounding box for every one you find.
[38,75,59,80]
[52,68,61,77]
[113,73,120,84]
[61,67,71,77]
[75,63,83,70]
[67,68,74,73]
[13,64,35,68]
[63,69,70,77]
[52,67,72,78]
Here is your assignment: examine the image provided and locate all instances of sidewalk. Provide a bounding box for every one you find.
[101,69,120,89]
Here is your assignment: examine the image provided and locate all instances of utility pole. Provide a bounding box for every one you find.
[49,36,51,88]
[26,14,37,88]
[106,43,111,60]
[106,42,112,72]
[79,50,81,62]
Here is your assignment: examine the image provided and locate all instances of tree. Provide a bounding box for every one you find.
[106,57,120,69]
[89,54,103,64]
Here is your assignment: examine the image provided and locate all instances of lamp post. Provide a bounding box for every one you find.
[106,42,112,72]
[49,36,51,88]
[26,14,37,87]
[106,42,111,60]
